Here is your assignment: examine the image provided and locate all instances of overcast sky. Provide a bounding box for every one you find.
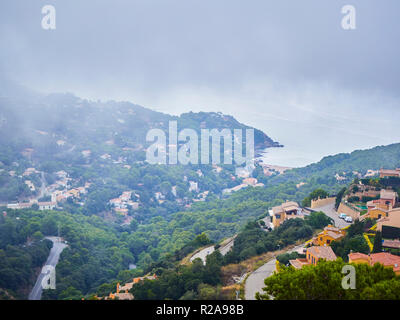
[1,0,399,166]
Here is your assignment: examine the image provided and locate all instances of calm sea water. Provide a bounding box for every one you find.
[258,146,321,168]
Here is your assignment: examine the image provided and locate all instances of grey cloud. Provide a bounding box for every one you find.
[0,0,399,166]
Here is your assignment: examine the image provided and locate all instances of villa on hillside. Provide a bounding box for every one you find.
[312,225,345,247]
[362,189,399,220]
[378,189,398,207]
[105,274,157,300]
[348,252,400,275]
[380,168,400,178]
[7,200,56,210]
[271,201,309,228]
[289,246,337,269]
[109,191,139,216]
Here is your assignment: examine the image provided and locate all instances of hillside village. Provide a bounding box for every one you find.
[258,168,400,290]
[1,159,272,226]
[101,167,400,300]
[2,135,400,301]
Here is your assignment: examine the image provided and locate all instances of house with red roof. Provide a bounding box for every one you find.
[348,252,400,275]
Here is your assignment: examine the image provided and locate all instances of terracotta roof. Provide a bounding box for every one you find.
[283,205,299,212]
[289,259,309,269]
[307,246,337,261]
[272,201,300,215]
[114,292,133,300]
[272,205,284,215]
[380,169,400,176]
[119,282,134,291]
[380,189,397,200]
[382,239,400,249]
[370,252,400,272]
[281,201,299,210]
[326,231,344,239]
[349,252,400,272]
[348,252,369,261]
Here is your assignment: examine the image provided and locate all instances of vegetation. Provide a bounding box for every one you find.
[372,231,383,253]
[257,259,400,300]
[335,187,347,210]
[276,252,305,266]
[330,219,374,261]
[0,213,52,299]
[301,189,330,207]
[131,251,225,300]
[223,211,331,265]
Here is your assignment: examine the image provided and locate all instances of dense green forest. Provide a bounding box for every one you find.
[0,213,52,299]
[0,209,140,300]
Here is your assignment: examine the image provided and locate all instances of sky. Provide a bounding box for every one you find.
[0,0,399,167]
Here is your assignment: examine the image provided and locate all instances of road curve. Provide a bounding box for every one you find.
[244,258,276,300]
[28,237,67,300]
[244,244,305,300]
[190,245,215,264]
[190,236,235,264]
[219,236,235,256]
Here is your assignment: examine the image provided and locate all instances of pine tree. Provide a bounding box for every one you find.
[372,231,383,253]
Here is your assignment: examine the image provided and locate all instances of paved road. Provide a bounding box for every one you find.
[190,245,215,264]
[190,236,235,264]
[28,237,67,300]
[313,203,351,229]
[244,244,304,300]
[219,237,235,256]
[244,258,276,300]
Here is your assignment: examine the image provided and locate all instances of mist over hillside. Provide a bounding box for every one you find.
[0,81,280,167]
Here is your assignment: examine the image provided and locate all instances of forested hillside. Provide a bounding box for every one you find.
[0,87,279,170]
[268,143,400,189]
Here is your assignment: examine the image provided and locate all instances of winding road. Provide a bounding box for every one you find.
[244,243,304,300]
[28,237,67,300]
[190,245,215,264]
[244,258,277,300]
[190,236,235,264]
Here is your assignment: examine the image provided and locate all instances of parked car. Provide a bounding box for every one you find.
[345,216,353,223]
[339,213,347,219]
